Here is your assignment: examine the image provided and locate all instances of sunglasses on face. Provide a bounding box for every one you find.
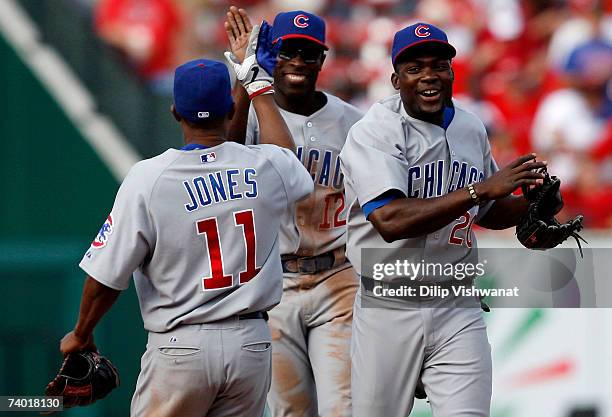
[277,48,324,64]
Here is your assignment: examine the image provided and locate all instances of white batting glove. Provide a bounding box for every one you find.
[224,23,274,99]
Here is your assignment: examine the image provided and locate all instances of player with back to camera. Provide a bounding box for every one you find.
[224,6,363,417]
[58,25,314,417]
[340,22,559,417]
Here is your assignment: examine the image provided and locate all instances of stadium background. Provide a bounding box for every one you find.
[0,0,610,416]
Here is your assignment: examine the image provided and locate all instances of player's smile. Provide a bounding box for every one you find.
[274,39,325,95]
[283,72,308,84]
[276,62,318,93]
[418,88,442,103]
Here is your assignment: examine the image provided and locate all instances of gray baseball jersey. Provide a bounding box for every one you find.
[80,142,313,333]
[340,94,497,417]
[340,95,498,276]
[246,93,362,417]
[246,92,363,256]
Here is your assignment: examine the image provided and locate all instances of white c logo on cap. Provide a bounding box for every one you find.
[294,14,309,28]
[415,25,431,38]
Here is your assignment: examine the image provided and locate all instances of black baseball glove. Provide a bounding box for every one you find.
[45,351,120,409]
[516,167,587,255]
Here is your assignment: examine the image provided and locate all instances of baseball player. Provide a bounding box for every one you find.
[225,7,363,417]
[59,53,314,416]
[339,23,551,417]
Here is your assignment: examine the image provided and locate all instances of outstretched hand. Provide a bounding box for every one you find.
[475,154,547,201]
[224,6,253,63]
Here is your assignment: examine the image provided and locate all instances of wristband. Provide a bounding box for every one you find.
[248,84,274,100]
[467,184,481,205]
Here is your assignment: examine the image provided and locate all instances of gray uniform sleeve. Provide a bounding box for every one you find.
[245,104,260,145]
[475,136,500,221]
[340,117,410,206]
[261,145,314,204]
[79,165,155,290]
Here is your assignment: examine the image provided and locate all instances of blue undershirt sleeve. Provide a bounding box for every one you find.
[362,189,405,219]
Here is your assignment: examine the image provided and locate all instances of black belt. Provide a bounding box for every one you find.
[281,250,337,274]
[238,311,269,321]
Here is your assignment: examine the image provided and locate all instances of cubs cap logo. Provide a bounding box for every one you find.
[271,11,329,49]
[392,22,456,64]
[293,14,309,28]
[415,25,431,38]
[91,214,114,249]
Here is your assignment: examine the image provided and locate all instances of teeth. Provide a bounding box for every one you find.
[286,74,306,82]
[421,90,439,97]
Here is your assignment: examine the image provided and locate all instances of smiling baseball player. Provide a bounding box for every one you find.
[59,52,314,417]
[225,7,363,417]
[340,23,551,417]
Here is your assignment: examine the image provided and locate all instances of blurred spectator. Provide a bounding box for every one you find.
[547,0,612,71]
[531,39,612,185]
[531,39,612,227]
[95,0,183,94]
[456,76,518,168]
[563,156,612,227]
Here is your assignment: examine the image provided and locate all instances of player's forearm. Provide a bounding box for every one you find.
[370,188,475,241]
[252,94,295,150]
[226,84,250,144]
[476,195,529,230]
[73,276,120,339]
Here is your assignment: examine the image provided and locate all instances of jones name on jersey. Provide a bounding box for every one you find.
[183,168,259,212]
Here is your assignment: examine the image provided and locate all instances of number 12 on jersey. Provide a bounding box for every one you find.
[196,210,261,291]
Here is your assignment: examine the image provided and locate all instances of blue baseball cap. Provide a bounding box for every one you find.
[271,10,329,50]
[173,59,234,123]
[564,40,612,79]
[392,22,456,65]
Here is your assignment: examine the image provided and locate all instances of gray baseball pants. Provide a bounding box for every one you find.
[267,263,357,417]
[130,316,272,417]
[351,288,492,417]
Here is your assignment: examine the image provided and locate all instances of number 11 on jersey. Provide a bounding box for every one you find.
[196,210,261,291]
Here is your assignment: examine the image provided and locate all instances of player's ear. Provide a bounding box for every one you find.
[170,105,182,122]
[320,53,326,66]
[391,72,400,90]
[449,66,455,82]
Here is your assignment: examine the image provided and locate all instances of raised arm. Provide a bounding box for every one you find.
[225,7,252,144]
[224,6,293,150]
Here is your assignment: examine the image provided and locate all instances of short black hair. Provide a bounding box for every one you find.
[183,115,227,129]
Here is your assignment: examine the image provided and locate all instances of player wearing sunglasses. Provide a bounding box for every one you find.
[225,7,363,417]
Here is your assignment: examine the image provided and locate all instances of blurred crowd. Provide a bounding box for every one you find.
[80,0,612,227]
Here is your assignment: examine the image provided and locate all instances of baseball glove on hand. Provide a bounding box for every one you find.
[516,167,587,256]
[225,21,278,99]
[45,351,120,409]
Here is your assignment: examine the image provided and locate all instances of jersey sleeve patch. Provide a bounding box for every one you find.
[90,214,114,249]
